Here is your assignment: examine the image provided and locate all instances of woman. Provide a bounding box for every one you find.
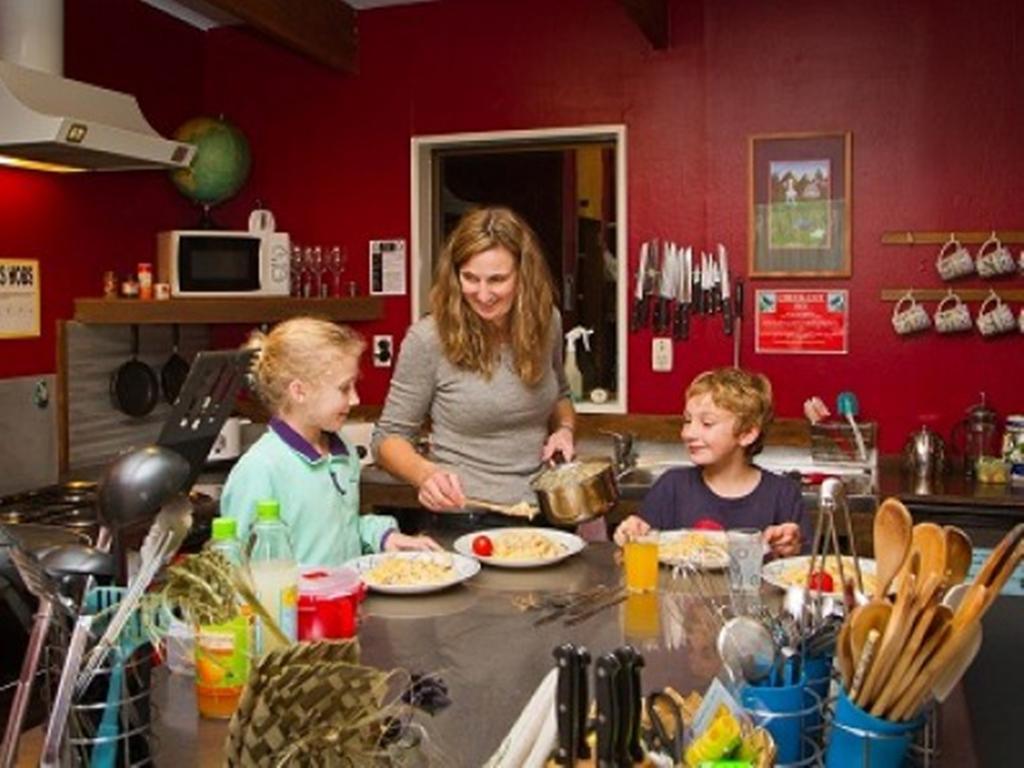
[371,206,575,514]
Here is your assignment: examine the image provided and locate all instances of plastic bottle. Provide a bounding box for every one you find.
[248,499,299,654]
[564,326,594,402]
[194,517,250,719]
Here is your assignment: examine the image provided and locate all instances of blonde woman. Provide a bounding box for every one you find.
[372,207,575,515]
[220,317,439,566]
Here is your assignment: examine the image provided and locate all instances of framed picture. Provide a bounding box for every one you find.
[748,132,851,278]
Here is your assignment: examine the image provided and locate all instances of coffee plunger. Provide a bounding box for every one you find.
[950,393,999,479]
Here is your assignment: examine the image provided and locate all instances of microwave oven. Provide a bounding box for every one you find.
[156,230,291,297]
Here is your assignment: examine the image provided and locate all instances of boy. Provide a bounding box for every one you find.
[614,368,806,558]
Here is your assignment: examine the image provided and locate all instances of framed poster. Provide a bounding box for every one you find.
[755,289,848,354]
[369,239,407,296]
[0,259,40,338]
[749,132,851,277]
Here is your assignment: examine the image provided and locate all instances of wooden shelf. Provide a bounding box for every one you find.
[881,230,1024,245]
[73,296,384,324]
[881,289,1024,302]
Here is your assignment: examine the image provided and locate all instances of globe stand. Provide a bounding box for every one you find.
[193,203,223,230]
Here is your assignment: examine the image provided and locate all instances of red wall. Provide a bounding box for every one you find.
[0,0,202,377]
[2,0,1019,453]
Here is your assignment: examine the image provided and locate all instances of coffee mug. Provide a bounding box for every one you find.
[976,233,1016,277]
[935,235,974,280]
[934,291,972,333]
[891,292,931,335]
[976,291,1016,336]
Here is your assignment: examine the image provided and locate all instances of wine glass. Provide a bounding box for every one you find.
[289,245,304,297]
[327,246,347,297]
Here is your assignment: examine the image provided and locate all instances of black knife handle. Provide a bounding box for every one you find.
[723,288,734,336]
[574,646,592,760]
[614,646,646,764]
[652,297,664,333]
[594,654,621,767]
[630,295,650,333]
[735,278,745,319]
[553,644,578,766]
[693,277,703,315]
[672,302,687,341]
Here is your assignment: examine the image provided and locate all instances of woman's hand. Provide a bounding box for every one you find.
[613,515,652,546]
[763,523,802,558]
[417,468,466,512]
[383,532,443,552]
[542,425,575,463]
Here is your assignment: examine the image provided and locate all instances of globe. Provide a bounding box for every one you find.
[169,116,251,208]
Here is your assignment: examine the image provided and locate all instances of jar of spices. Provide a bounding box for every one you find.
[103,271,118,299]
[120,276,140,298]
[1003,415,1024,485]
[137,262,153,300]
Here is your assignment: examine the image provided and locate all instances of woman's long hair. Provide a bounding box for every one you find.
[430,206,555,385]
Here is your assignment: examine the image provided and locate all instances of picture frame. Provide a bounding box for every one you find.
[748,132,852,278]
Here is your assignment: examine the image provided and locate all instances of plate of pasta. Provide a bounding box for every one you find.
[657,529,730,569]
[454,528,585,568]
[761,555,879,596]
[349,551,480,595]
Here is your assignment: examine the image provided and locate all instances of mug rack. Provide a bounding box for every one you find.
[880,289,1024,302]
[881,229,1024,245]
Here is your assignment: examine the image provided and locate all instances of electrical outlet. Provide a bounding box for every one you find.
[372,335,394,367]
[651,337,673,372]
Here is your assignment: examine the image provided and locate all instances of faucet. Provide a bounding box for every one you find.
[601,430,637,475]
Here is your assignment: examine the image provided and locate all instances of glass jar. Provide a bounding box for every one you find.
[1003,415,1024,485]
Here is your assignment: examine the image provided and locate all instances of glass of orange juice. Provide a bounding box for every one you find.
[623,534,660,592]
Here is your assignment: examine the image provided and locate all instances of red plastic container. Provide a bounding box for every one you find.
[297,566,365,641]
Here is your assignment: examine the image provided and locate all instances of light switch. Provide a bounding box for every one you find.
[651,337,673,372]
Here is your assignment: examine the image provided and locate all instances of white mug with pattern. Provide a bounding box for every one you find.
[976,290,1016,336]
[891,291,931,335]
[976,233,1016,278]
[935,235,974,280]
[933,290,972,334]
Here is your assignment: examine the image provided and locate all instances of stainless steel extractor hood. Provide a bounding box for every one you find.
[0,0,195,172]
[0,60,196,172]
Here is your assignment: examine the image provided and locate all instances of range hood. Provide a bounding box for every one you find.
[0,60,196,172]
[0,0,195,172]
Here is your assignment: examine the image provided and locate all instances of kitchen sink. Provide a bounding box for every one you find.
[616,462,684,499]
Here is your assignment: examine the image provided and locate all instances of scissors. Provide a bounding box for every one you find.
[644,690,685,763]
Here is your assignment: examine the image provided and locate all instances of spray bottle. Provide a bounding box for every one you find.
[564,326,594,402]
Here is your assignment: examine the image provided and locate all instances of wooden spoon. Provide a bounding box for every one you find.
[943,526,972,587]
[954,523,1024,627]
[905,522,948,585]
[872,497,912,599]
[891,618,983,722]
[464,497,539,519]
[877,604,953,719]
[849,601,891,671]
[836,612,856,690]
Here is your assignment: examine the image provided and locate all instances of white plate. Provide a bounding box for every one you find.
[348,552,480,595]
[761,555,878,596]
[657,529,730,569]
[453,528,585,568]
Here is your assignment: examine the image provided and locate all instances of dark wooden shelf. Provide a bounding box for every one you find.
[881,230,1024,245]
[881,289,1024,302]
[73,296,384,324]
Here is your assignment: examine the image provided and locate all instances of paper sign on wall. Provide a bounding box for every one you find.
[754,289,848,354]
[0,259,40,338]
[369,239,407,296]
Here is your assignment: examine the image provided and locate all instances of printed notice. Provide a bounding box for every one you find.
[0,259,40,338]
[754,289,848,354]
[369,239,407,296]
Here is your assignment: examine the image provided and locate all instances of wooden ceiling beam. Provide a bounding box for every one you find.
[202,0,358,72]
[617,0,670,50]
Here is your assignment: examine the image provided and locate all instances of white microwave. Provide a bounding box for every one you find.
[157,230,290,297]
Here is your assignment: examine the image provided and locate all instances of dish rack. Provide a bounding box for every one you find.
[810,421,877,465]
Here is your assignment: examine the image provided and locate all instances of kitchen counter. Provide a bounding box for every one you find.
[878,456,1024,511]
[15,538,1000,766]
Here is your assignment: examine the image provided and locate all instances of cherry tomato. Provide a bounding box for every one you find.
[807,570,835,592]
[472,535,493,557]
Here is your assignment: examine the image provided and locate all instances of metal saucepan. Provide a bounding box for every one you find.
[531,455,619,527]
[161,324,190,404]
[110,325,159,417]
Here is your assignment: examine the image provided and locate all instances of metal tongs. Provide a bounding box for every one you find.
[806,478,863,623]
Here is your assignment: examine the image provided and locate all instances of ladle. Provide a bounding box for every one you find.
[872,498,912,599]
[41,544,116,580]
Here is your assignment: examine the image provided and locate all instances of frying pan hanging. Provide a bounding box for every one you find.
[161,324,190,404]
[110,325,159,417]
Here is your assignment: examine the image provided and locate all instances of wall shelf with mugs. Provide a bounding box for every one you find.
[72,296,384,325]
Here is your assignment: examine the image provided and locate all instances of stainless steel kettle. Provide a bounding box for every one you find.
[903,425,946,476]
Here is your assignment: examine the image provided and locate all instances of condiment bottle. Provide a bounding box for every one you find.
[137,262,153,300]
[248,499,298,654]
[195,517,249,719]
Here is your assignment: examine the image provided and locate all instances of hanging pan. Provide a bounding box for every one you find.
[110,325,159,417]
[161,324,190,404]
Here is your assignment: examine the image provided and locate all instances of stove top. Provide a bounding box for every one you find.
[0,481,100,535]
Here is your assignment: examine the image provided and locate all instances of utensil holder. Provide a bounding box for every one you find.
[741,678,824,767]
[824,688,925,768]
[811,421,877,464]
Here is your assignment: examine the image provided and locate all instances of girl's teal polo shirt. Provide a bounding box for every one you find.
[220,419,397,567]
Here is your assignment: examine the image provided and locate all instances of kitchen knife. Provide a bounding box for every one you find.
[710,256,722,315]
[733,278,744,367]
[594,652,621,768]
[653,242,677,334]
[701,251,713,314]
[629,242,649,333]
[613,646,646,764]
[719,243,733,336]
[673,246,691,341]
[552,643,578,765]
[574,646,592,760]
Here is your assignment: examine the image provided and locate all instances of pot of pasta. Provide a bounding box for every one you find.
[531,456,619,527]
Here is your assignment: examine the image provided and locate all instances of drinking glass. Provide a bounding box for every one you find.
[623,534,659,592]
[327,246,347,297]
[727,528,763,595]
[289,245,304,297]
